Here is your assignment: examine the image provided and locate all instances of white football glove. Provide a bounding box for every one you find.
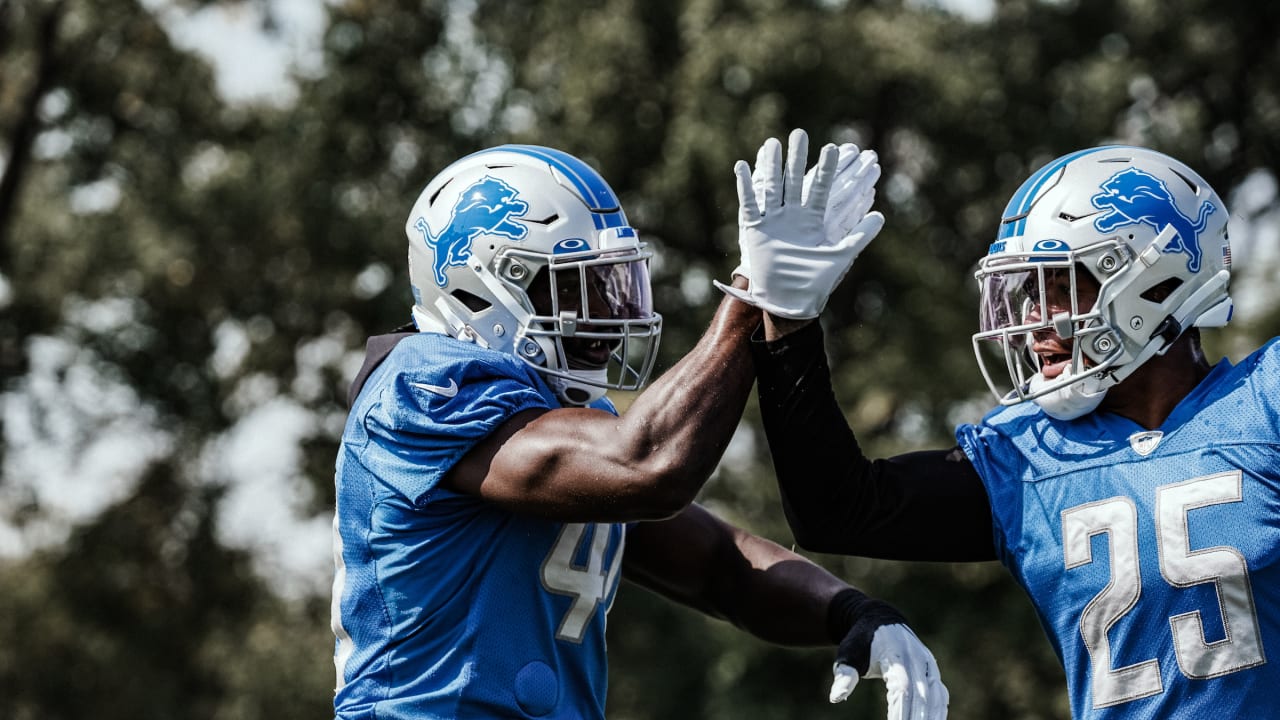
[721,128,885,319]
[819,142,882,252]
[831,624,949,720]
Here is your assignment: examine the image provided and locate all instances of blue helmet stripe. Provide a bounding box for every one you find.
[496,145,627,230]
[999,147,1113,240]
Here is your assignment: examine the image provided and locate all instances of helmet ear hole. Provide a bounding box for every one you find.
[451,289,491,312]
[1140,277,1184,304]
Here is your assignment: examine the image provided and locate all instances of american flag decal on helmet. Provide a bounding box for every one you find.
[1223,243,1232,268]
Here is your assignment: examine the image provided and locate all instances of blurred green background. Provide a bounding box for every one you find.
[4,0,1280,717]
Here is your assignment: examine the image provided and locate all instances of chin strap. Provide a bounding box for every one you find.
[547,368,608,406]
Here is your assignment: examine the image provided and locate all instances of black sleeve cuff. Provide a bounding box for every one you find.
[749,318,825,362]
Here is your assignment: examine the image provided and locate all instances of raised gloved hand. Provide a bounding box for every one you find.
[828,589,949,720]
[720,128,885,319]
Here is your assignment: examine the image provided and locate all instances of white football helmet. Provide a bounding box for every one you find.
[972,146,1233,420]
[405,144,662,406]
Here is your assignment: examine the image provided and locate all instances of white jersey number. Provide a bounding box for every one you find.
[1062,471,1265,709]
[541,523,625,643]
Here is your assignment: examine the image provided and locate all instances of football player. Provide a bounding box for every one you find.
[330,132,949,719]
[748,145,1278,718]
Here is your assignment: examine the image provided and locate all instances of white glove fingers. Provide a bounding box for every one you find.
[756,137,783,213]
[872,624,949,720]
[751,161,768,216]
[910,655,948,720]
[805,143,840,211]
[845,153,881,199]
[829,662,859,704]
[835,142,863,174]
[783,128,809,209]
[879,660,911,720]
[826,185,874,238]
[734,128,875,319]
[808,142,858,214]
[931,678,951,720]
[841,211,886,259]
[828,146,868,193]
[912,644,948,720]
[734,160,761,224]
[846,155,881,201]
[851,148,880,178]
[824,151,879,236]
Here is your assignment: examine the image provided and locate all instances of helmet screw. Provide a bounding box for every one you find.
[507,263,527,280]
[521,341,540,357]
[1129,317,1143,330]
[493,324,505,337]
[1098,255,1118,273]
[1094,336,1114,353]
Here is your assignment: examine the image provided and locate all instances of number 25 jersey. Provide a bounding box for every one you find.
[958,337,1280,719]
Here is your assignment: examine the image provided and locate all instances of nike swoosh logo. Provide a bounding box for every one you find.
[410,379,458,398]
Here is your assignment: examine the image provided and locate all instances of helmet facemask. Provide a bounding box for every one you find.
[505,244,662,406]
[974,246,1123,419]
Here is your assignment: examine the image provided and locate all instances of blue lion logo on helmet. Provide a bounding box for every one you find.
[1091,167,1216,272]
[414,176,530,287]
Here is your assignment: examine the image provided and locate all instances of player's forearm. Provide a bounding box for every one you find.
[752,320,872,549]
[614,281,759,510]
[712,527,849,646]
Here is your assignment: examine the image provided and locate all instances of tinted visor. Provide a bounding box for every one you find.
[979,269,1038,336]
[529,258,653,322]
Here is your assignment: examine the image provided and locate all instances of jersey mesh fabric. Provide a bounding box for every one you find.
[958,337,1280,719]
[332,332,625,720]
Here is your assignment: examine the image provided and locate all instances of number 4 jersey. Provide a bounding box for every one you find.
[332,331,625,720]
[958,337,1280,719]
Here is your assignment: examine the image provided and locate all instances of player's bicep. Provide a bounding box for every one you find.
[443,406,663,521]
[852,448,996,561]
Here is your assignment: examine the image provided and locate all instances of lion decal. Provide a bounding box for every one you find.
[1091,167,1216,272]
[414,176,530,287]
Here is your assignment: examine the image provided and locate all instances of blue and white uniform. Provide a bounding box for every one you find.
[332,332,625,720]
[959,338,1280,719]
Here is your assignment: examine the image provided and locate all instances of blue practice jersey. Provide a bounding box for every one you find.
[331,332,626,720]
[958,337,1280,719]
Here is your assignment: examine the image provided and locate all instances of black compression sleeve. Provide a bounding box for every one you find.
[752,321,998,562]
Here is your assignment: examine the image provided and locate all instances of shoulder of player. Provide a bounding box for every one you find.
[1194,336,1280,399]
[390,333,556,407]
[1242,336,1280,372]
[351,332,549,412]
[376,332,539,381]
[975,400,1043,432]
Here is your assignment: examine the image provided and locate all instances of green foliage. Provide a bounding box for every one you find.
[3,0,1280,717]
